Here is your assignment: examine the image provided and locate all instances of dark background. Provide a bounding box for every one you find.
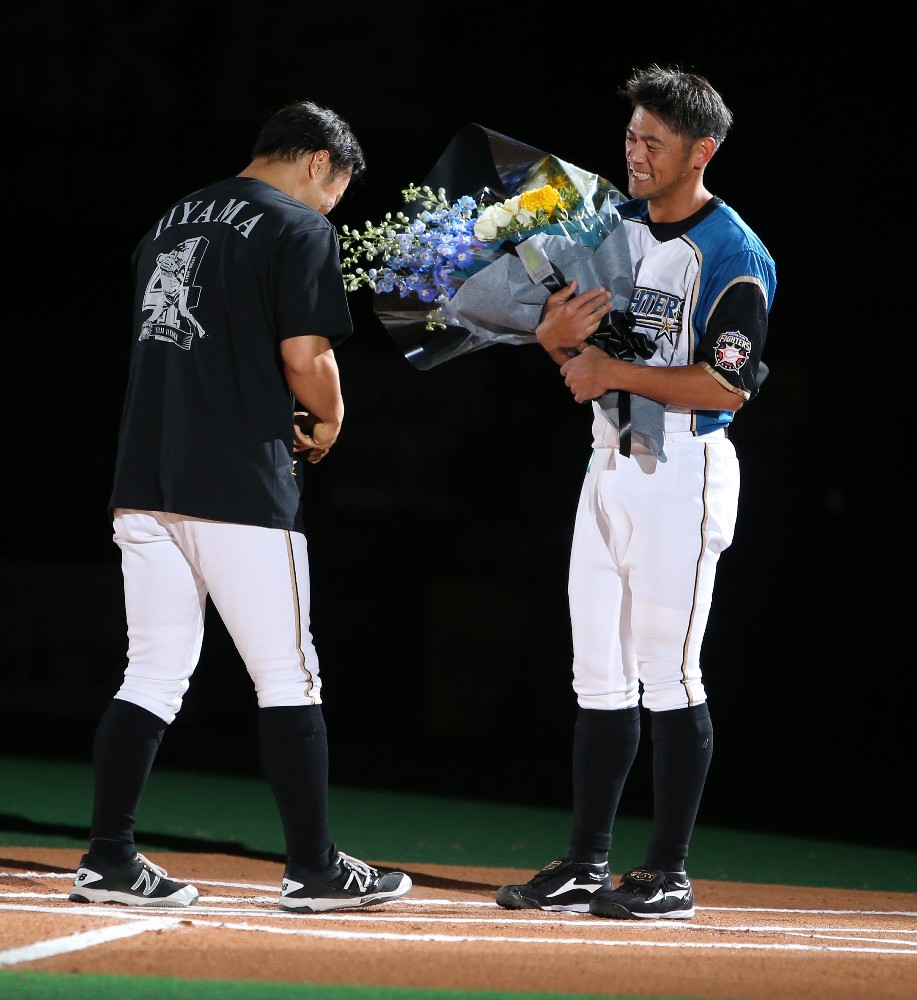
[3,9,906,851]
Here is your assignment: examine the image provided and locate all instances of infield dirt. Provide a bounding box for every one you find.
[2,848,915,999]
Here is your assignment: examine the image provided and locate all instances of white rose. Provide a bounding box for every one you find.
[474,199,527,241]
[512,208,536,228]
[474,204,513,240]
[490,205,515,228]
[473,209,499,241]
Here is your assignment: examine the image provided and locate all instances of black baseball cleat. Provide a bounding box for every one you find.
[69,852,199,907]
[279,851,412,912]
[496,859,610,912]
[589,867,695,919]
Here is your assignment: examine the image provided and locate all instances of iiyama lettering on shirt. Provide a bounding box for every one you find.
[155,199,263,239]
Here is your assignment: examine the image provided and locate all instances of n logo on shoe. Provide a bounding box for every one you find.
[343,867,371,894]
[131,868,161,897]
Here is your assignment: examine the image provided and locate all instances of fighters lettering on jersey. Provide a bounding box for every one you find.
[629,286,683,346]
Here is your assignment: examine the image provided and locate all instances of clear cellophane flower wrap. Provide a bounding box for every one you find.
[373,123,666,458]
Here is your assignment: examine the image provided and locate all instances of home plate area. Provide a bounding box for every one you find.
[2,850,915,1000]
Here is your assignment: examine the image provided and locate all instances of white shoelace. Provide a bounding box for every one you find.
[335,851,377,877]
[135,853,169,877]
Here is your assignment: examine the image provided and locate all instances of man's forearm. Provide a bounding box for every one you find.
[561,349,744,412]
[614,360,741,411]
[286,352,344,428]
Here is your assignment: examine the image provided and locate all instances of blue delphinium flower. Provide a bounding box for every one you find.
[339,185,488,326]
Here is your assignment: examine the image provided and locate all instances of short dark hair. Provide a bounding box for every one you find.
[251,99,366,182]
[619,64,733,149]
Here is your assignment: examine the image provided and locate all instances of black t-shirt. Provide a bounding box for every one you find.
[109,176,354,532]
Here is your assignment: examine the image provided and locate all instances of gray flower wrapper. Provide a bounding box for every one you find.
[441,230,667,460]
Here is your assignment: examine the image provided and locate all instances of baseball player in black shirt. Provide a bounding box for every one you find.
[69,100,412,912]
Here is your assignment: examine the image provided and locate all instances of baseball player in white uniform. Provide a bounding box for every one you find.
[497,65,776,920]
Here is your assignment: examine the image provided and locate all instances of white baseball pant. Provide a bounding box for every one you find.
[111,509,321,724]
[567,429,740,712]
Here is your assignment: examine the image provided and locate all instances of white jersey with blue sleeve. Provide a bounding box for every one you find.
[592,196,776,442]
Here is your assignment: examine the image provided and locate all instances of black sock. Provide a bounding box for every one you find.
[258,705,333,870]
[643,703,713,873]
[88,699,167,859]
[566,706,641,864]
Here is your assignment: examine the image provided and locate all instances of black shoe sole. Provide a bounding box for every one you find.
[590,901,696,920]
[496,885,592,913]
[590,901,639,919]
[495,887,541,910]
[279,888,410,913]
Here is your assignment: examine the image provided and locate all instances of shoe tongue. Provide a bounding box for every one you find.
[624,868,665,887]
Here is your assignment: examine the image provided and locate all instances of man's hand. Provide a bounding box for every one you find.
[282,336,344,463]
[560,345,628,404]
[536,280,613,365]
[293,411,340,464]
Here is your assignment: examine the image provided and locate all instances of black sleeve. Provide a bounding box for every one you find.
[696,280,769,399]
[275,225,354,348]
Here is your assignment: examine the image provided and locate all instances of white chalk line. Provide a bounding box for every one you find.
[5,882,917,924]
[2,876,916,968]
[0,915,181,968]
[4,908,913,962]
[5,899,917,937]
[4,890,917,920]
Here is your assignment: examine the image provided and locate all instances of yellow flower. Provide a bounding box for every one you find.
[518,184,564,216]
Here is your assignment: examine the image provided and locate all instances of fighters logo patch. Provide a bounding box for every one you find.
[713,331,751,372]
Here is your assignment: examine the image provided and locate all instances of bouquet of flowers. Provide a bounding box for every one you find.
[340,124,632,363]
[340,124,666,458]
[340,179,585,327]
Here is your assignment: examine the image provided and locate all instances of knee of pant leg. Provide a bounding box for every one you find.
[573,671,639,711]
[248,646,323,708]
[576,691,639,711]
[641,676,707,712]
[116,677,189,725]
[255,674,323,709]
